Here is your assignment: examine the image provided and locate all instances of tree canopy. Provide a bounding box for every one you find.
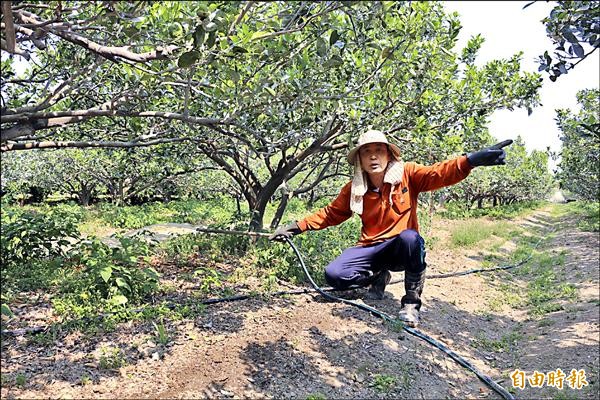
[2,1,545,230]
[555,89,599,200]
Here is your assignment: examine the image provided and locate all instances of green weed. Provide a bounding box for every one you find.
[525,253,579,316]
[473,331,523,353]
[305,394,327,400]
[558,201,599,232]
[74,236,160,305]
[370,374,397,393]
[450,220,511,247]
[80,374,92,386]
[153,318,171,346]
[98,346,127,369]
[15,373,26,387]
[27,330,58,347]
[396,363,414,390]
[537,318,555,327]
[194,268,226,295]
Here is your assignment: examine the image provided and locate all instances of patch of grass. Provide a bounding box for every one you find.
[525,252,579,316]
[78,216,115,238]
[98,346,127,369]
[27,330,58,347]
[194,267,228,295]
[486,296,504,312]
[554,201,599,232]
[475,310,495,321]
[449,220,511,248]
[485,285,523,313]
[370,373,397,393]
[305,394,327,400]
[473,331,523,353]
[15,373,26,387]
[498,283,524,307]
[537,318,555,327]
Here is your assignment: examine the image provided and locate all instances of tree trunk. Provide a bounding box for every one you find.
[75,182,95,207]
[249,199,269,232]
[477,198,483,209]
[308,190,315,207]
[270,192,292,229]
[235,196,241,215]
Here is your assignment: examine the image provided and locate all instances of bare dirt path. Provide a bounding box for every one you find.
[2,205,598,399]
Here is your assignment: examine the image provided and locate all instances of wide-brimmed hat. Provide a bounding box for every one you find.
[346,129,401,164]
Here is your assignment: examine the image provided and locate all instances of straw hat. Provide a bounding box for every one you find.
[346,129,401,164]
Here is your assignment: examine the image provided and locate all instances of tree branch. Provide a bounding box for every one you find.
[228,1,255,36]
[14,9,178,63]
[1,110,229,142]
[1,137,197,152]
[1,1,16,53]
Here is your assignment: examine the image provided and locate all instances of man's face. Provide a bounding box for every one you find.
[359,143,390,175]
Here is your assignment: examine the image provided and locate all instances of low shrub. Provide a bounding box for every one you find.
[73,236,160,305]
[1,208,80,268]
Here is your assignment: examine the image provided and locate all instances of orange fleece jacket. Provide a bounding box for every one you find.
[297,155,473,246]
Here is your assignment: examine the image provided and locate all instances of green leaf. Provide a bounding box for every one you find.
[381,46,393,59]
[206,31,217,48]
[193,27,206,48]
[232,46,248,54]
[143,267,160,280]
[265,86,276,96]
[178,51,200,68]
[1,303,14,317]
[316,37,327,57]
[251,31,271,40]
[110,294,128,305]
[561,28,579,44]
[325,54,343,67]
[329,30,340,46]
[100,266,113,283]
[440,47,453,57]
[115,277,131,291]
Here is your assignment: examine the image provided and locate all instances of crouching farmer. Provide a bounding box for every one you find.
[270,130,511,327]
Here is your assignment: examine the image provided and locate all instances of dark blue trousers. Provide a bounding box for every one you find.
[324,229,426,290]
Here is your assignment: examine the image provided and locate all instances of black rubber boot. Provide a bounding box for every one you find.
[399,271,425,327]
[365,270,391,300]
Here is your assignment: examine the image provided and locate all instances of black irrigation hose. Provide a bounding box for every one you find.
[284,237,516,400]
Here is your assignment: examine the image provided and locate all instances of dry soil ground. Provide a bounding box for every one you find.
[1,204,599,399]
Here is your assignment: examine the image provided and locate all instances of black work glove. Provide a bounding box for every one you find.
[467,139,513,167]
[269,221,302,242]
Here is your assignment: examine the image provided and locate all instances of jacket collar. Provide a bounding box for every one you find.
[350,160,404,215]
